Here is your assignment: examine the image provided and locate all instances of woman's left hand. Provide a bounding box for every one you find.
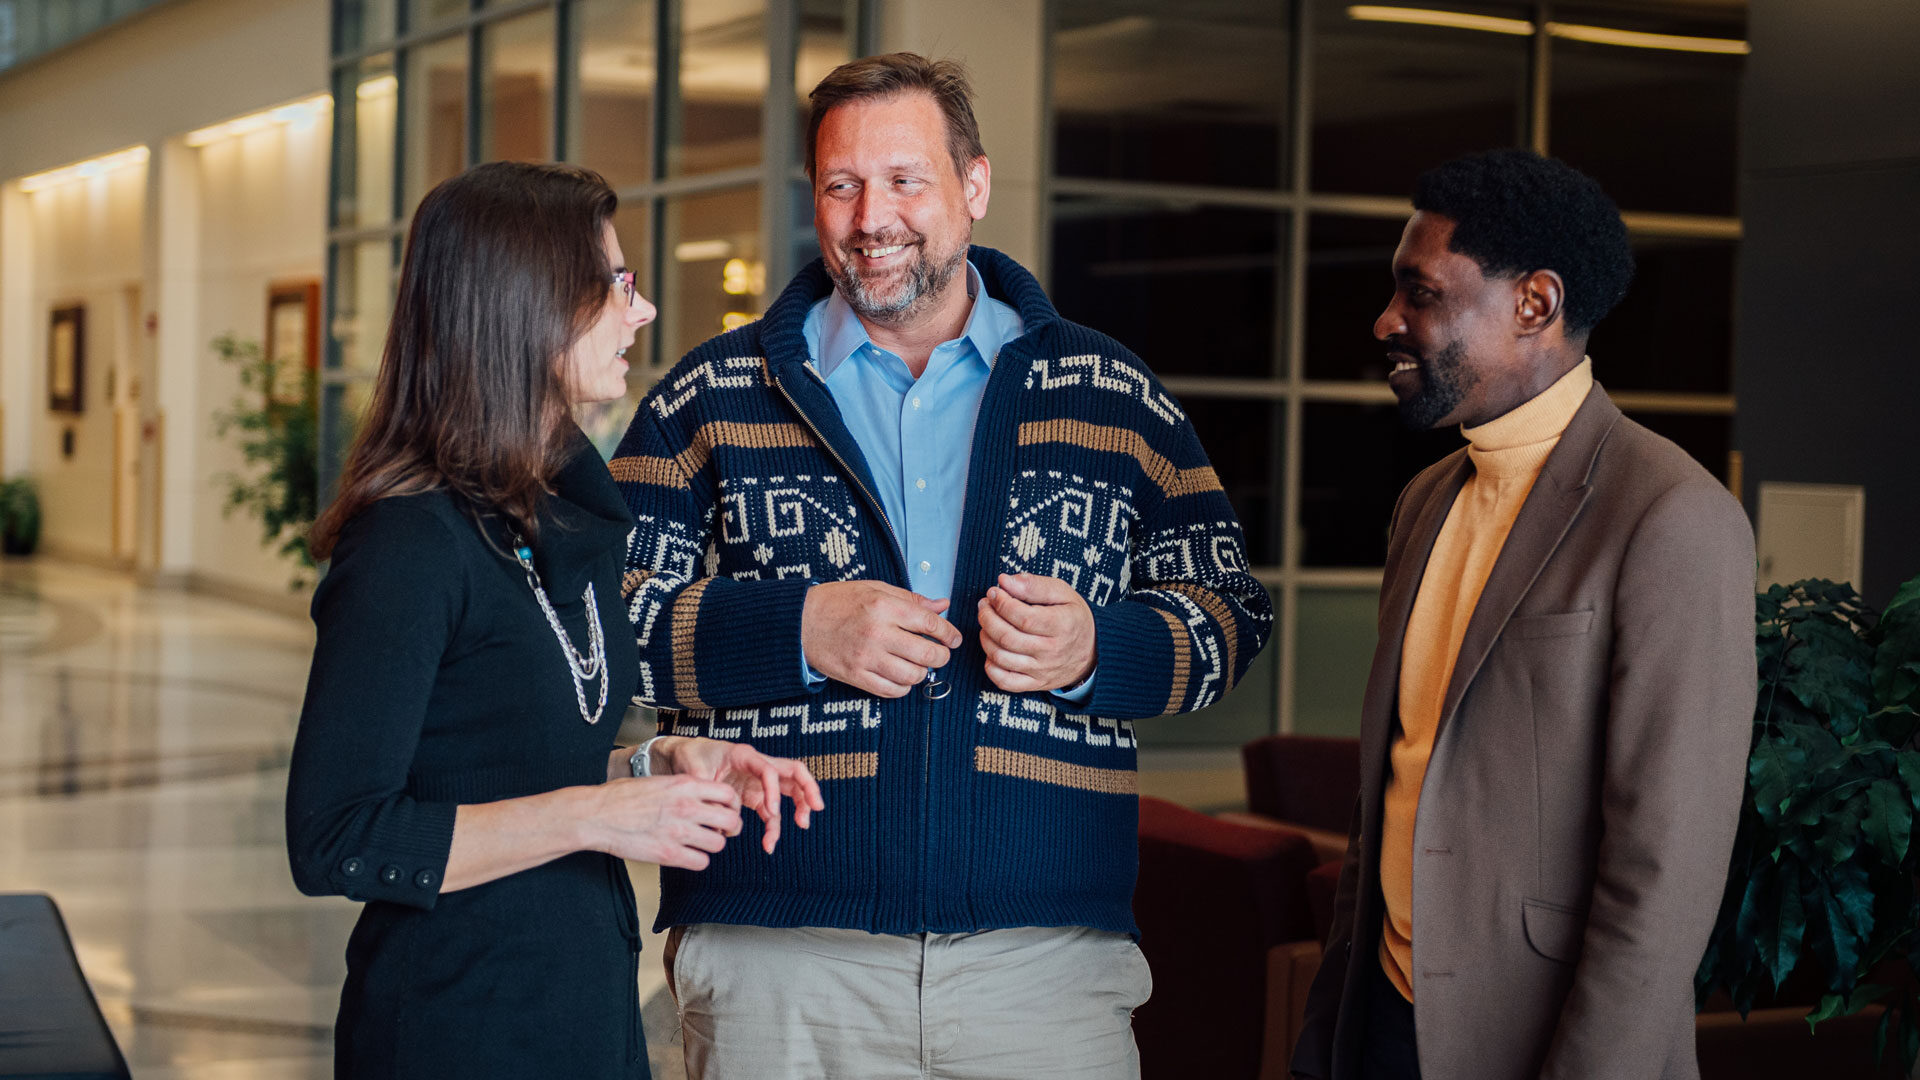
[655,737,825,853]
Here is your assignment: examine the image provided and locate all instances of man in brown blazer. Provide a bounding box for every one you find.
[1291,150,1757,1080]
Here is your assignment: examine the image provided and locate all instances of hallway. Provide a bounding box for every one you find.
[0,558,680,1078]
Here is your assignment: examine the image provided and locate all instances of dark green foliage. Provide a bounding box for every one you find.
[209,335,318,588]
[0,476,40,555]
[1696,576,1920,1069]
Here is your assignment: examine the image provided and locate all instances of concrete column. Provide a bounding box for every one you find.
[147,136,200,578]
[877,0,1048,278]
[0,182,31,477]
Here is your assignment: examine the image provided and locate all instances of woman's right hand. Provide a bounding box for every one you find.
[580,775,745,870]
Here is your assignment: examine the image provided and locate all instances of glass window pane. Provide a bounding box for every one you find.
[332,53,398,229]
[1182,396,1284,568]
[1293,586,1379,737]
[320,378,379,501]
[480,9,556,163]
[329,237,398,376]
[405,34,470,210]
[1586,235,1735,394]
[1300,401,1460,567]
[1548,4,1743,217]
[408,0,469,31]
[335,0,397,52]
[1134,585,1280,746]
[668,0,766,177]
[1622,410,1732,485]
[1304,214,1405,382]
[660,185,763,363]
[1049,196,1286,379]
[1311,0,1531,196]
[1053,0,1291,189]
[574,0,657,188]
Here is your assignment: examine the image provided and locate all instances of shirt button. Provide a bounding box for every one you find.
[379,864,402,885]
[413,869,438,890]
[919,560,931,573]
[911,397,922,409]
[915,478,926,491]
[339,857,365,877]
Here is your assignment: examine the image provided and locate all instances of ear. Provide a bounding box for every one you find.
[964,155,991,221]
[1514,269,1565,337]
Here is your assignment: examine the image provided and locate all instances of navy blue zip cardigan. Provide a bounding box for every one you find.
[611,246,1273,935]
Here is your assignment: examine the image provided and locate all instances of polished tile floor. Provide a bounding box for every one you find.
[0,558,683,1078]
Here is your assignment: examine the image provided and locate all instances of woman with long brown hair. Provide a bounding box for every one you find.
[286,161,821,1078]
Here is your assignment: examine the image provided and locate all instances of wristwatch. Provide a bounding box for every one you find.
[628,735,667,778]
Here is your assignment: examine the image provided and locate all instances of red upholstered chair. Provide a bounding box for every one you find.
[1224,735,1362,865]
[1133,796,1321,1080]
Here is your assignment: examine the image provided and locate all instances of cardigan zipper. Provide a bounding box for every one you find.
[772,370,911,582]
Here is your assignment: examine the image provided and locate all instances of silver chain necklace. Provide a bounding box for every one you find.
[513,538,608,725]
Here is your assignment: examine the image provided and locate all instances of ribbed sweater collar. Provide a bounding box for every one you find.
[1462,358,1593,480]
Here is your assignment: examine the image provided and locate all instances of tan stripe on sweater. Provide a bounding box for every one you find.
[1017,419,1222,499]
[1158,583,1239,692]
[1154,605,1191,715]
[974,746,1137,795]
[803,752,880,781]
[670,578,712,709]
[609,421,815,490]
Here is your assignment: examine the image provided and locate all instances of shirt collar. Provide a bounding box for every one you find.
[816,260,1001,379]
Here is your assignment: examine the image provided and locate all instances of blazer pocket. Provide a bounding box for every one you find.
[1523,898,1588,964]
[1504,610,1595,640]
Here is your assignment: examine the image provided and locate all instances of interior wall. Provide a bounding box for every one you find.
[192,115,330,594]
[877,0,1047,276]
[25,164,147,563]
[1734,0,1920,609]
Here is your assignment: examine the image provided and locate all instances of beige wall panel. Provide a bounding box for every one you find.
[877,0,1047,276]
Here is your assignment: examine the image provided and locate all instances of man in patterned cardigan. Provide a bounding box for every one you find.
[612,52,1272,1078]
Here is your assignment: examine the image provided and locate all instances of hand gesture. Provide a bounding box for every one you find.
[584,775,745,870]
[977,573,1097,694]
[802,580,964,698]
[662,737,825,853]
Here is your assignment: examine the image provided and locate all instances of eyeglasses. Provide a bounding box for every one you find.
[611,269,640,308]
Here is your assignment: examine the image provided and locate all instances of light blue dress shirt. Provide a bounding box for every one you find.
[799,261,1094,703]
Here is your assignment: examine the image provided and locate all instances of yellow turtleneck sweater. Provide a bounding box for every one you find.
[1378,358,1594,1002]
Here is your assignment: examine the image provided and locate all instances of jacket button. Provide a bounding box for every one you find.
[340,857,365,877]
[380,864,402,885]
[413,869,437,890]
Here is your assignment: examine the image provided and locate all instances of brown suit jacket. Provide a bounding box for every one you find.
[1291,385,1757,1080]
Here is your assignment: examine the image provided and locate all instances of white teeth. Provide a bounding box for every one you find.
[614,348,628,359]
[1392,361,1417,373]
[860,244,906,257]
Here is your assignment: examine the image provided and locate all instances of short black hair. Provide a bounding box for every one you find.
[1412,149,1634,336]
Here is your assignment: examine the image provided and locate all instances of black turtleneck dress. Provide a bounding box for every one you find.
[285,432,648,1079]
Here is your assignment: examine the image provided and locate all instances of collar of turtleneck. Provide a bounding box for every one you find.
[1461,358,1593,480]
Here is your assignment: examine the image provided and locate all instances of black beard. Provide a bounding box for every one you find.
[1394,339,1477,430]
[826,234,967,326]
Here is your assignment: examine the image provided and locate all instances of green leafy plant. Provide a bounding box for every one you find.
[1696,574,1920,1070]
[0,477,40,556]
[210,335,318,587]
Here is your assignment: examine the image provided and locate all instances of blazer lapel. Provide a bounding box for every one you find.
[1360,451,1471,804]
[1431,384,1622,742]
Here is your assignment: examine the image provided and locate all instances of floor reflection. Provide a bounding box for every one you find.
[0,559,681,1079]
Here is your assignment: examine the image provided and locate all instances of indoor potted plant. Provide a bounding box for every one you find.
[1696,574,1920,1071]
[0,477,40,556]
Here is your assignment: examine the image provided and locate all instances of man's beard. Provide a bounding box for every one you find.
[1392,338,1477,430]
[827,230,967,325]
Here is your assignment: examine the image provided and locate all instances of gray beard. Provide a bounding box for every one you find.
[828,242,968,326]
[1396,339,1477,430]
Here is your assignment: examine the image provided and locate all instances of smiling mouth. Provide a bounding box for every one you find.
[858,244,909,258]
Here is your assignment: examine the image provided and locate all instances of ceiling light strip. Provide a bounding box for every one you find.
[1347,6,1747,54]
[18,146,151,194]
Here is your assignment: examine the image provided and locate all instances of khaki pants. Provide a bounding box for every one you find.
[664,923,1151,1080]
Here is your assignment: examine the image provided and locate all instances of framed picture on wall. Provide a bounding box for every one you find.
[48,305,85,414]
[265,281,320,407]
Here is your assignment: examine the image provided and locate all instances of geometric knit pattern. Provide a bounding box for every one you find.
[610,246,1274,937]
